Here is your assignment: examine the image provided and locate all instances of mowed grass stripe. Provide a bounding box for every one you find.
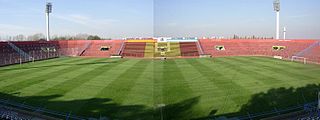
[230,57,317,86]
[161,60,198,119]
[0,65,71,90]
[0,57,90,82]
[213,57,313,112]
[189,59,251,95]
[201,57,291,114]
[15,59,118,97]
[73,60,146,118]
[26,59,127,108]
[0,57,83,74]
[0,57,71,71]
[246,57,320,81]
[0,58,106,97]
[71,60,149,118]
[58,59,134,100]
[162,60,194,104]
[211,58,283,88]
[251,56,320,71]
[122,60,154,106]
[34,59,128,100]
[175,59,225,96]
[0,64,67,93]
[175,59,219,94]
[93,60,150,103]
[199,58,263,113]
[234,57,317,80]
[42,59,131,112]
[186,59,250,113]
[153,60,164,106]
[0,57,100,81]
[249,56,318,69]
[174,59,219,117]
[213,57,290,93]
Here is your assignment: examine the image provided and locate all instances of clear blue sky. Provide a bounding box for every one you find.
[0,0,319,39]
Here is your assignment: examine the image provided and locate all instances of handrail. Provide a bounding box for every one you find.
[117,40,126,55]
[196,41,205,55]
[78,41,93,56]
[0,98,87,120]
[294,41,320,57]
[7,41,32,59]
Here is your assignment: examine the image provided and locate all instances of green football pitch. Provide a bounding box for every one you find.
[0,56,320,119]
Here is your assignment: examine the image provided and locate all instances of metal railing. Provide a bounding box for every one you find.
[0,50,60,67]
[196,41,205,55]
[0,98,86,120]
[7,41,32,59]
[294,41,320,57]
[78,41,93,56]
[210,101,319,120]
[117,41,126,55]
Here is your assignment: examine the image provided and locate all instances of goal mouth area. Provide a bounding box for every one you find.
[291,56,308,64]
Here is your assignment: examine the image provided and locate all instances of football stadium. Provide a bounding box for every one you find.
[1,0,320,120]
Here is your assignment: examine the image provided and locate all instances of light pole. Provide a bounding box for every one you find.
[283,27,286,40]
[46,2,52,41]
[273,0,280,40]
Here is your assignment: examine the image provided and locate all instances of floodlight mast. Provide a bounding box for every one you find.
[283,27,286,40]
[46,2,52,41]
[273,0,280,40]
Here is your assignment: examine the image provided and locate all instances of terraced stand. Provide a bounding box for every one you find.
[80,40,123,57]
[122,42,146,58]
[199,39,317,59]
[167,42,181,57]
[144,42,155,58]
[154,42,181,57]
[180,42,199,57]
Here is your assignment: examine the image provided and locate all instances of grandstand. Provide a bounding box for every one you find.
[1,39,319,65]
[0,38,320,120]
[199,39,319,63]
[0,41,59,66]
[1,38,320,65]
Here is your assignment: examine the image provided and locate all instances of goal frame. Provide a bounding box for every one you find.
[291,56,307,64]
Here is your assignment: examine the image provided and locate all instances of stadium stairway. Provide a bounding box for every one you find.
[78,41,93,56]
[0,42,18,66]
[196,41,205,55]
[7,41,32,59]
[81,40,123,57]
[0,41,60,66]
[294,40,320,63]
[294,40,320,57]
[117,40,125,55]
[12,41,60,60]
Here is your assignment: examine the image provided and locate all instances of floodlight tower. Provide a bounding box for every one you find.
[283,27,286,40]
[273,0,280,40]
[46,2,52,41]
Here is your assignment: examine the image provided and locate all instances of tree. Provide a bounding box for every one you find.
[29,33,45,41]
[87,35,101,40]
[15,34,25,41]
[75,33,89,40]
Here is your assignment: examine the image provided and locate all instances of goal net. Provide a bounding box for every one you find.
[291,56,307,64]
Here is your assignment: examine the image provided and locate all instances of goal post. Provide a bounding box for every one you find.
[291,56,307,64]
